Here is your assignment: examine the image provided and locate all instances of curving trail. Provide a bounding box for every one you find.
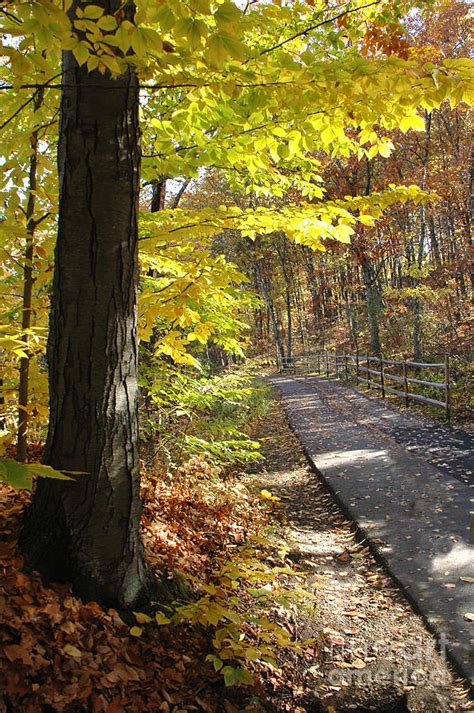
[271,374,474,685]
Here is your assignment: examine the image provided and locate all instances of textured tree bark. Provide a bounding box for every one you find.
[21,1,154,608]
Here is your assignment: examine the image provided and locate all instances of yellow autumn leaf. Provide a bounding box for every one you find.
[155,612,171,625]
[134,611,152,624]
[259,489,280,502]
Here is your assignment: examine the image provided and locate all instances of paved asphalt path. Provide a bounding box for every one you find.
[271,374,474,685]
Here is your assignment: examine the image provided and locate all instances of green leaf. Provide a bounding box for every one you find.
[0,459,33,490]
[222,666,239,686]
[189,19,207,49]
[0,459,74,491]
[189,0,210,14]
[206,34,228,66]
[206,33,245,66]
[131,27,148,56]
[155,4,175,32]
[214,1,241,27]
[222,666,253,686]
[97,15,117,31]
[82,5,104,20]
[175,18,206,50]
[72,42,90,66]
[26,463,73,481]
[155,612,171,625]
[236,668,254,685]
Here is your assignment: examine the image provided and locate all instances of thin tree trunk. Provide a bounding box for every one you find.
[150,177,167,212]
[291,266,306,350]
[464,142,474,304]
[361,255,382,356]
[277,238,292,359]
[412,203,426,362]
[356,161,382,357]
[252,240,284,365]
[412,111,431,361]
[344,292,358,353]
[16,89,44,462]
[0,373,4,430]
[21,1,156,608]
[301,246,321,330]
[428,215,441,266]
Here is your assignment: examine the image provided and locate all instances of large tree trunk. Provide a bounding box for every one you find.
[21,1,154,609]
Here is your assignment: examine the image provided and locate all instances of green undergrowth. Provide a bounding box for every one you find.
[140,359,274,469]
[138,363,315,692]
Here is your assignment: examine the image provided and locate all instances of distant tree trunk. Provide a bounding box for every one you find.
[277,237,292,359]
[301,246,322,331]
[150,176,190,213]
[150,177,167,212]
[465,142,474,304]
[255,307,263,341]
[21,0,156,609]
[252,240,285,365]
[428,215,441,266]
[412,111,431,361]
[344,292,358,353]
[0,372,4,430]
[412,203,426,362]
[361,257,382,356]
[354,160,382,357]
[291,263,307,350]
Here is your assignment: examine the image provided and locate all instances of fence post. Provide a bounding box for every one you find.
[335,353,339,378]
[326,353,329,377]
[402,358,409,407]
[317,353,320,374]
[380,356,385,398]
[356,352,359,385]
[366,355,370,389]
[444,353,451,420]
[344,352,349,382]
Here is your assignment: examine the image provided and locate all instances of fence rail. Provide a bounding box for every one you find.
[279,353,451,419]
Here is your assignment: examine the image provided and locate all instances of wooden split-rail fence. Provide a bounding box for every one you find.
[279,353,451,419]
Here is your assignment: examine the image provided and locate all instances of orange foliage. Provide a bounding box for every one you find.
[0,460,264,712]
[141,457,262,577]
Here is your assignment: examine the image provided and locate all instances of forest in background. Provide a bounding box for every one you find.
[179,2,473,420]
[0,0,473,709]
